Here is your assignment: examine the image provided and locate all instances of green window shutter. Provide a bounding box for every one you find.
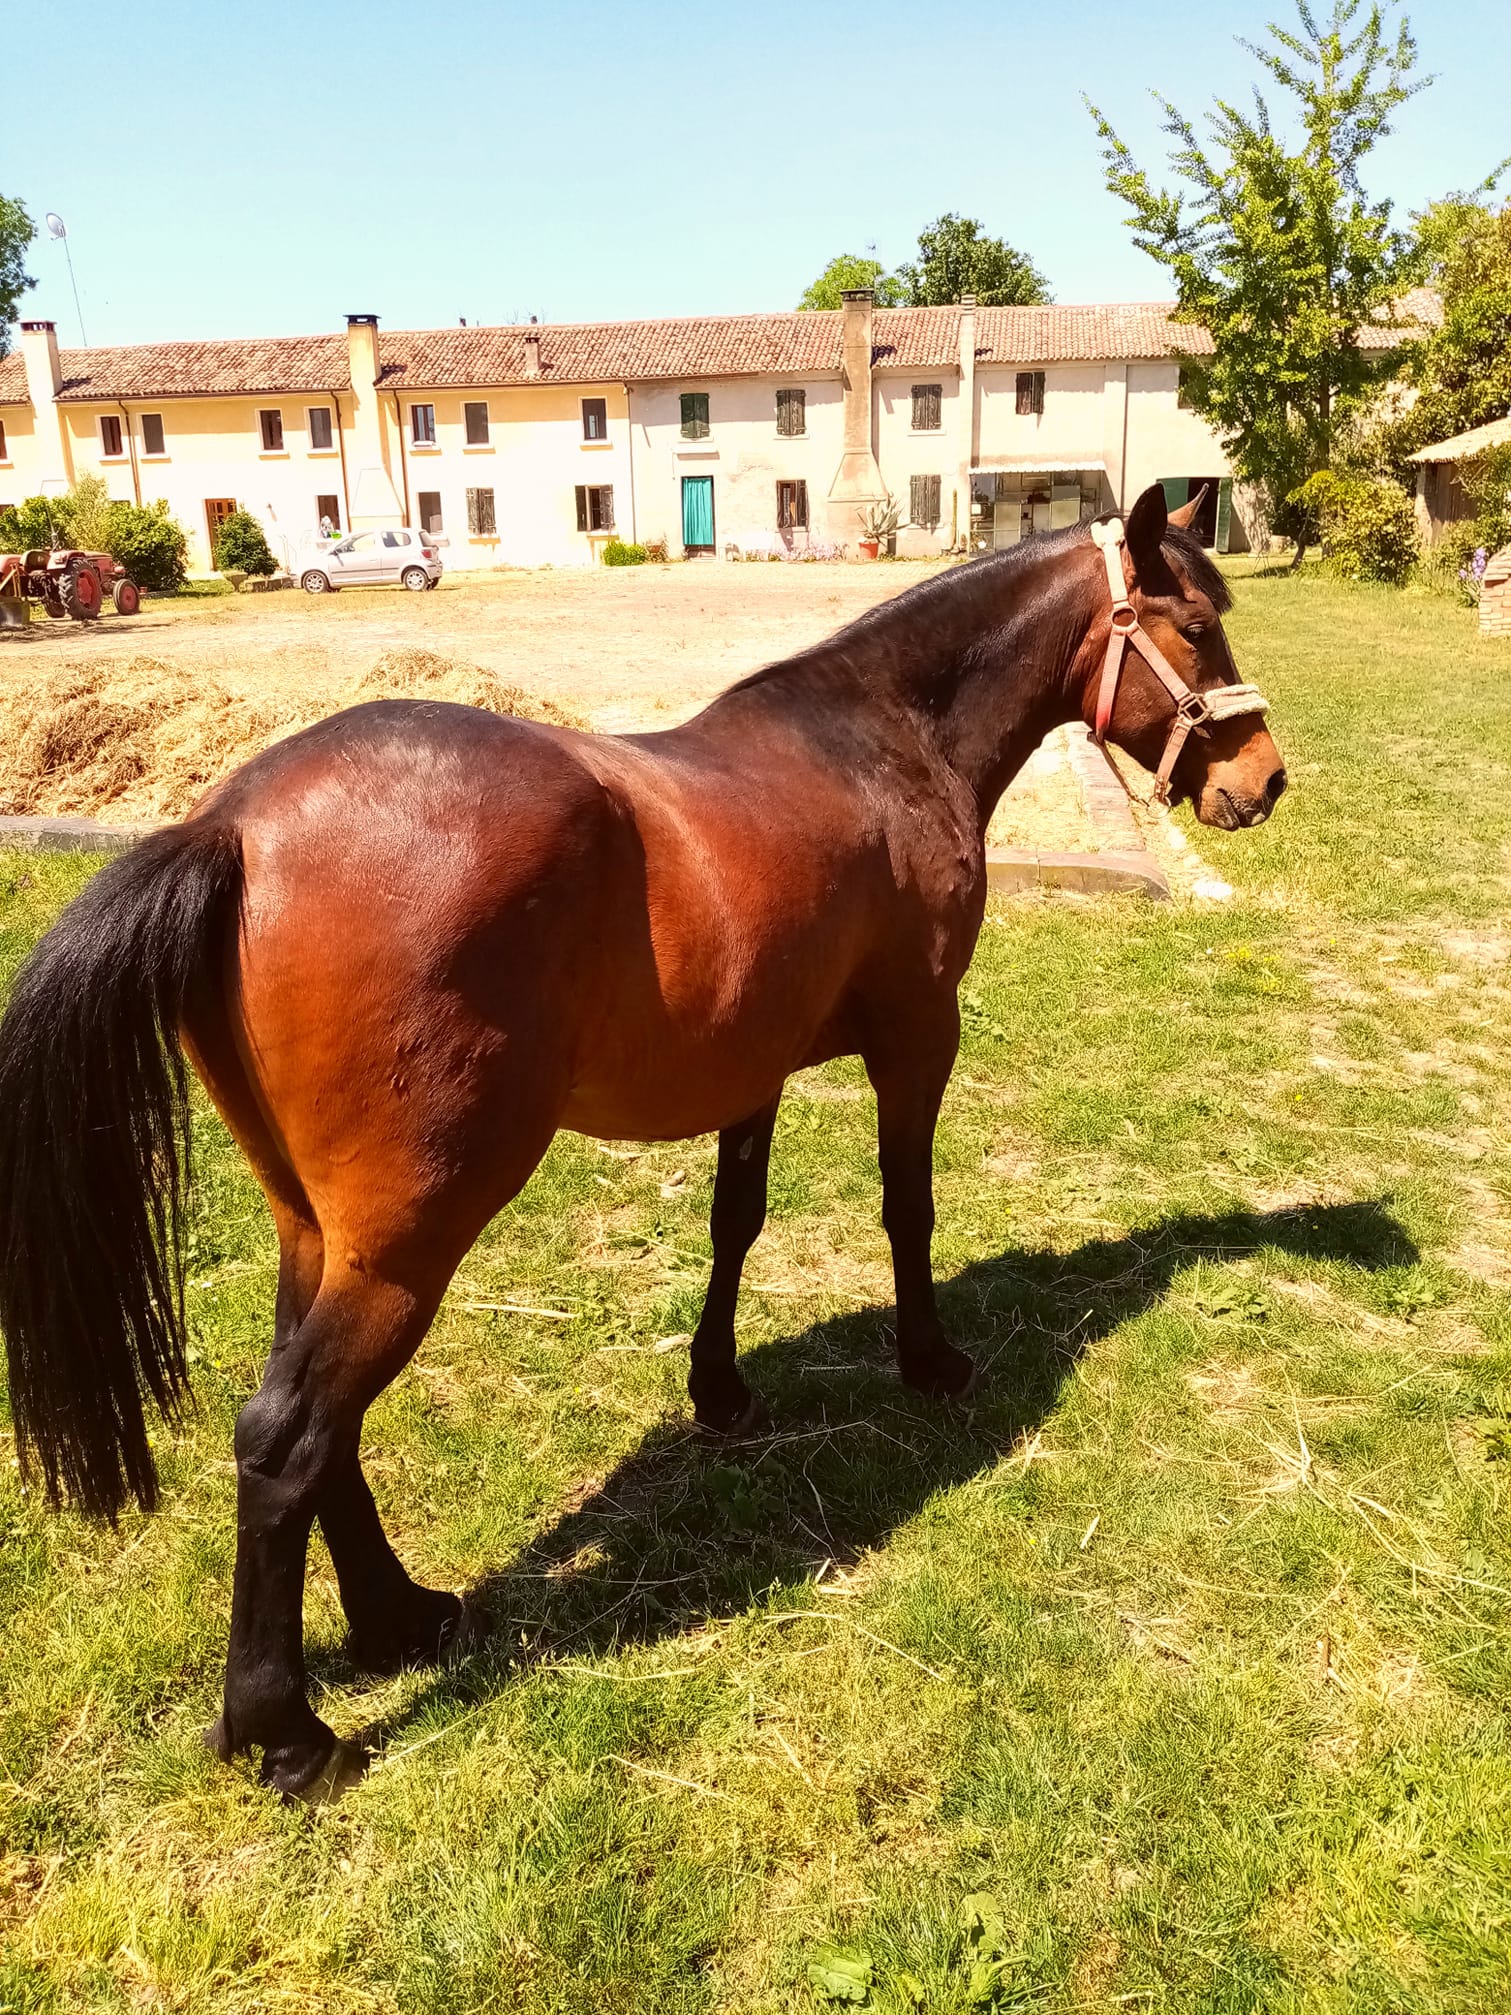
[575,485,588,532]
[681,392,709,439]
[1215,477,1233,553]
[1160,478,1189,512]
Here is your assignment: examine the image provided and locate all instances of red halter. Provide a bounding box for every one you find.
[1089,518,1269,807]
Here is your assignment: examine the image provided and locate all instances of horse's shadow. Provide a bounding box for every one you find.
[340,1199,1414,1743]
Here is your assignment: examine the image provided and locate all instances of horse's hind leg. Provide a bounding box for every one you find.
[266,1199,465,1674]
[207,1267,443,1798]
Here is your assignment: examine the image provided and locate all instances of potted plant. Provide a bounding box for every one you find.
[857,495,903,559]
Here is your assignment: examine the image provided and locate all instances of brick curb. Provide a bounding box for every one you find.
[985,847,1169,900]
[0,816,154,853]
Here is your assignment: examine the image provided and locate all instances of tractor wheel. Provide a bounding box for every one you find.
[59,561,103,621]
[111,577,142,615]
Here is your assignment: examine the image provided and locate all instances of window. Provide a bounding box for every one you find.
[575,483,615,532]
[382,530,413,548]
[464,401,490,445]
[100,414,124,457]
[776,387,806,437]
[1015,371,1045,417]
[776,479,809,531]
[258,409,284,451]
[1177,366,1199,411]
[0,419,8,459]
[466,487,497,535]
[315,493,341,532]
[910,474,942,529]
[911,384,942,432]
[308,406,333,450]
[581,397,608,441]
[680,392,710,439]
[411,403,436,446]
[417,490,443,535]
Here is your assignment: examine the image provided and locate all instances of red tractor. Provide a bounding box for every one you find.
[0,547,143,627]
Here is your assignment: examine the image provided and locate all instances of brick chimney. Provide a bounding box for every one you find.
[19,321,72,489]
[343,314,402,529]
[523,328,542,379]
[828,288,885,509]
[956,295,978,542]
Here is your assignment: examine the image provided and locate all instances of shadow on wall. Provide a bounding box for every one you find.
[322,1198,1416,1746]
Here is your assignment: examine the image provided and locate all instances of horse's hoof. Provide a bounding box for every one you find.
[439,1593,489,1665]
[266,1733,369,1805]
[203,1715,236,1764]
[694,1388,768,1438]
[348,1589,471,1674]
[900,1343,979,1402]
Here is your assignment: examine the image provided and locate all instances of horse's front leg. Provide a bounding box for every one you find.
[865,1011,977,1400]
[688,1096,781,1433]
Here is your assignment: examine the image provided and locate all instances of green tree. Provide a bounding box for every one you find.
[1395,197,1511,450]
[1087,1,1433,562]
[0,195,36,356]
[797,253,904,310]
[894,213,1050,307]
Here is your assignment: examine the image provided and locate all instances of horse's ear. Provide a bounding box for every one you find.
[1167,484,1208,530]
[1124,484,1168,574]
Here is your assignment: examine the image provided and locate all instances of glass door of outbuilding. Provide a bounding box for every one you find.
[681,475,715,556]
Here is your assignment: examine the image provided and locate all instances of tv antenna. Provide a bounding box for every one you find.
[44,213,88,347]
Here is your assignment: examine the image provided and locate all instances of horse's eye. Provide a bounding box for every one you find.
[1183,622,1207,643]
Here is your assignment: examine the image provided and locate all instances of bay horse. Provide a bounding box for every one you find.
[0,484,1284,1798]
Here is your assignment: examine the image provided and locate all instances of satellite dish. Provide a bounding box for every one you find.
[45,213,67,240]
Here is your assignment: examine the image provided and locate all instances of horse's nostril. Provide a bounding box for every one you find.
[1266,767,1288,804]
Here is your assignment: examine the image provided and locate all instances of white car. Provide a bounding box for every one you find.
[300,526,444,594]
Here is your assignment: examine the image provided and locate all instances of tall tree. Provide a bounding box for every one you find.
[0,195,37,357]
[1087,1,1429,560]
[1393,196,1511,450]
[895,213,1050,307]
[797,253,904,311]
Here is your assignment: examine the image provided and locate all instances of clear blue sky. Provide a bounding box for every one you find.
[6,0,1505,348]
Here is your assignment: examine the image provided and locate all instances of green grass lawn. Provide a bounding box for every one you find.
[2,570,1509,2014]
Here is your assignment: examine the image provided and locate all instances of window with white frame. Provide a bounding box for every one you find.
[307,405,333,450]
[141,412,165,456]
[776,479,809,530]
[464,402,489,445]
[100,414,124,457]
[575,484,614,531]
[581,397,608,441]
[776,387,806,437]
[411,403,437,446]
[911,384,942,431]
[1015,371,1045,417]
[258,409,284,451]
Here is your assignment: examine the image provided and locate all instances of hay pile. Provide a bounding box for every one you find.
[0,648,586,821]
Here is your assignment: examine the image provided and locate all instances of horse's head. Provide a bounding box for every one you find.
[1086,484,1286,829]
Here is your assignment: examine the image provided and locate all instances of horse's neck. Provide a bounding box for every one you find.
[928,546,1101,832]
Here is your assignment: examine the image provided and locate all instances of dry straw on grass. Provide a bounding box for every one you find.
[0,647,586,821]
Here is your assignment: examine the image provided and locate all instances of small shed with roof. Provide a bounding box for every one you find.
[1408,415,1511,545]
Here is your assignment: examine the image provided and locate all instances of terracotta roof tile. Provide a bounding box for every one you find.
[0,290,1443,404]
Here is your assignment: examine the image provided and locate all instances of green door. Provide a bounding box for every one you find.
[682,475,714,553]
[1160,477,1189,512]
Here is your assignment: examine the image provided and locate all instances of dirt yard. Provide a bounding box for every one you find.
[0,563,1093,845]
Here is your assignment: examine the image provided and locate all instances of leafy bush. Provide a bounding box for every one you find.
[106,499,189,592]
[212,509,276,576]
[0,482,188,592]
[0,496,65,552]
[601,539,647,567]
[1292,471,1418,585]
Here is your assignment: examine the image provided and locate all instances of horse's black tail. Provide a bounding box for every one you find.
[0,819,244,1522]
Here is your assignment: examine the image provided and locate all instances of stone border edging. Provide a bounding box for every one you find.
[0,815,153,853]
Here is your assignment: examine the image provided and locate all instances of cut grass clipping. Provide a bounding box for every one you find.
[1,566,1509,2012]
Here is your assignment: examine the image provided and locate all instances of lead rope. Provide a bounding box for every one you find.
[1087,518,1269,808]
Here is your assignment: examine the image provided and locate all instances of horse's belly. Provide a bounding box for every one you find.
[558,1019,825,1141]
